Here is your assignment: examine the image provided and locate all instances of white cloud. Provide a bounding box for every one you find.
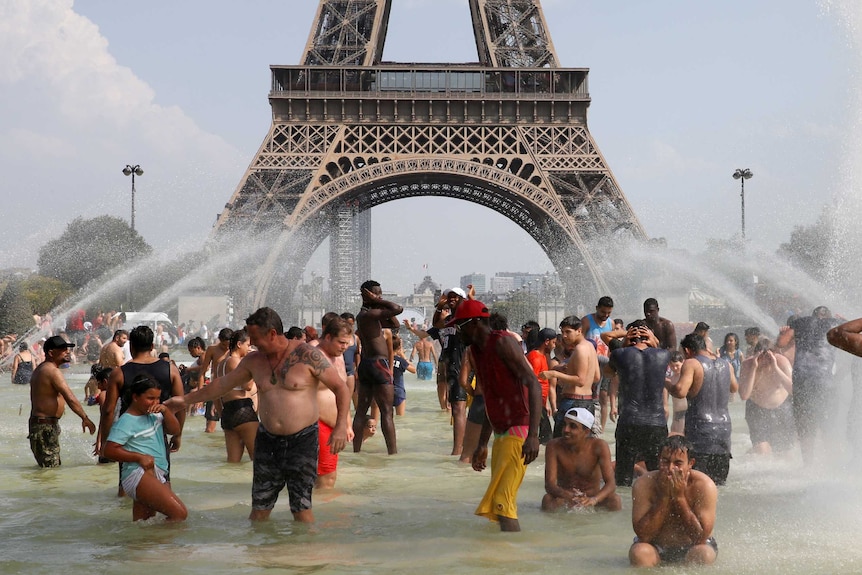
[0,0,243,268]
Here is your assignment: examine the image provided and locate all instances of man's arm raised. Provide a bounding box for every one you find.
[163,357,253,413]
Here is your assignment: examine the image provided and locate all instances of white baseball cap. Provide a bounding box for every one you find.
[564,407,595,430]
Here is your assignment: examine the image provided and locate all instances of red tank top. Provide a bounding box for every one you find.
[472,331,530,433]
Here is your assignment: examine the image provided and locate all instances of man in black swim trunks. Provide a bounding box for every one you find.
[630,435,719,567]
[353,280,403,455]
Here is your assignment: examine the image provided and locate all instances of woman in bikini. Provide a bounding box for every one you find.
[214,329,259,462]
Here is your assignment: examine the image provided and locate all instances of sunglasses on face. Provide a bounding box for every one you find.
[454,318,475,332]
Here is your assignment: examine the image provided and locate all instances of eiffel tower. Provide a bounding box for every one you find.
[213,0,647,315]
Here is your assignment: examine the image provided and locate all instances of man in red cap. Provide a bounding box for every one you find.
[456,300,542,532]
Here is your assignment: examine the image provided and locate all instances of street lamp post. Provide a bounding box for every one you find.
[732,168,753,239]
[122,164,144,231]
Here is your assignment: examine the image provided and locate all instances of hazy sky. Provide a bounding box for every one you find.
[0,0,857,296]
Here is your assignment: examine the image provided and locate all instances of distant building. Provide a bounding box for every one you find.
[404,275,440,315]
[460,273,486,295]
[491,272,546,295]
[490,275,515,294]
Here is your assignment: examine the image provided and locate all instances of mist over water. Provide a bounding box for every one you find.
[824,0,862,311]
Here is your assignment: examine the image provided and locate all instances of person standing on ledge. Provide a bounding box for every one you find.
[28,335,96,467]
[353,280,402,455]
[460,299,542,532]
[630,435,718,567]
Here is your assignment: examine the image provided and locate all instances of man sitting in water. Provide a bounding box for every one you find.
[629,435,718,567]
[541,407,621,512]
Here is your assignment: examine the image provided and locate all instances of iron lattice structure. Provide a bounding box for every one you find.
[213,0,647,314]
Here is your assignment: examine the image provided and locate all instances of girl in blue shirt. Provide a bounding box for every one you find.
[105,374,187,522]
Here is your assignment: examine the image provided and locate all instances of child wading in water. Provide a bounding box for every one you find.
[104,374,188,522]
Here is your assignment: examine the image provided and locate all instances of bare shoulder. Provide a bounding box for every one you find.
[632,470,659,493]
[688,469,717,493]
[288,343,332,370]
[590,436,611,457]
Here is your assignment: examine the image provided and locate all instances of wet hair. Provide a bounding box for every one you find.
[522,321,540,350]
[19,341,28,351]
[608,337,625,351]
[322,317,352,339]
[303,326,318,341]
[754,337,772,354]
[321,312,340,330]
[229,328,249,352]
[744,327,761,337]
[218,328,234,342]
[113,329,128,341]
[392,333,403,351]
[626,319,648,330]
[661,434,694,459]
[724,333,739,347]
[360,280,380,293]
[125,373,160,406]
[613,318,624,328]
[340,312,355,322]
[597,296,614,309]
[285,326,304,340]
[128,325,154,353]
[158,352,170,360]
[669,350,685,363]
[521,320,540,333]
[95,366,114,382]
[245,307,284,336]
[680,333,706,353]
[643,298,659,310]
[187,336,206,351]
[813,306,832,318]
[559,315,582,331]
[489,312,509,331]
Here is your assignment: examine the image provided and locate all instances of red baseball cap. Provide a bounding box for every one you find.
[445,299,490,326]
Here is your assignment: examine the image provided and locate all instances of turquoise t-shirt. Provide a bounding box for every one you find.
[106,412,168,481]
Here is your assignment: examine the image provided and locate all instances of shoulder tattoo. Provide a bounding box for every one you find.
[283,344,331,379]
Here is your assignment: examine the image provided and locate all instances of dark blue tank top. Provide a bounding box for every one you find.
[611,346,670,427]
[685,355,732,455]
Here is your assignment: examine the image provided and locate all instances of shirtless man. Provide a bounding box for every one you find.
[542,407,621,512]
[541,316,600,438]
[353,280,402,455]
[164,307,350,522]
[198,328,233,432]
[630,435,718,567]
[315,317,353,489]
[28,336,96,467]
[643,298,677,351]
[99,330,128,369]
[738,339,794,454]
[408,327,438,381]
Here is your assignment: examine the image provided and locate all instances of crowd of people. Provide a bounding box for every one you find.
[16,282,862,568]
